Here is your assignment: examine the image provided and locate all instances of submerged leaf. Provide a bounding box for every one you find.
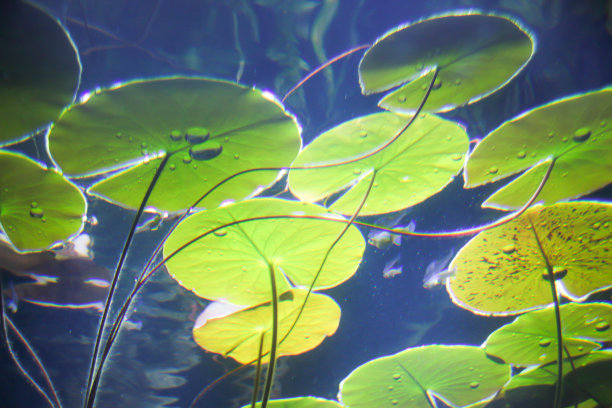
[447,202,612,315]
[0,150,86,251]
[241,397,343,408]
[359,12,533,113]
[465,87,612,209]
[164,198,364,306]
[484,303,612,366]
[288,112,468,216]
[0,0,80,145]
[339,345,510,408]
[193,289,340,364]
[48,77,300,212]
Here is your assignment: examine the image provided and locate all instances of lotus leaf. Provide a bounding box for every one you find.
[288,112,468,216]
[164,198,364,306]
[48,77,300,212]
[338,345,510,408]
[358,12,533,113]
[484,303,612,366]
[193,290,340,364]
[241,397,343,408]
[447,201,612,315]
[0,0,80,145]
[465,87,612,210]
[0,150,86,252]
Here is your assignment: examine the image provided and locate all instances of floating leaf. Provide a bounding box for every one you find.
[164,198,364,306]
[0,150,86,252]
[484,303,612,366]
[48,77,300,212]
[288,112,468,216]
[447,202,612,315]
[358,12,533,113]
[465,87,612,210]
[241,397,343,408]
[193,290,340,364]
[0,0,80,145]
[339,345,509,408]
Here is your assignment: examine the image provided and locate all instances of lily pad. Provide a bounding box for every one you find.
[0,150,86,252]
[193,290,340,364]
[447,201,612,316]
[339,345,510,408]
[48,77,300,212]
[484,303,612,366]
[241,397,343,408]
[0,0,81,145]
[288,112,468,216]
[163,198,364,306]
[358,12,533,113]
[465,87,612,210]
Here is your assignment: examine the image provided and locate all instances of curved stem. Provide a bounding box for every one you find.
[260,263,279,408]
[84,154,169,408]
[250,333,265,408]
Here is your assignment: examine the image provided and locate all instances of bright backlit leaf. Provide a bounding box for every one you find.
[359,12,533,113]
[241,397,343,408]
[288,112,468,216]
[447,202,612,315]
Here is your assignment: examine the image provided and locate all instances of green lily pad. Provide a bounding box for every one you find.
[163,198,364,306]
[339,345,510,408]
[288,112,468,216]
[241,397,343,408]
[193,290,340,364]
[358,12,533,113]
[48,77,300,212]
[0,150,86,252]
[447,201,612,316]
[0,0,80,146]
[465,87,612,210]
[484,303,612,366]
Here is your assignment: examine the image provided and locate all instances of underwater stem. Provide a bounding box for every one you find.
[528,216,564,408]
[250,332,265,408]
[260,263,279,408]
[84,154,169,408]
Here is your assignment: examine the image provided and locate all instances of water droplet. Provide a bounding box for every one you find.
[234,153,240,160]
[451,153,462,161]
[30,201,38,208]
[353,169,361,175]
[169,164,176,171]
[115,131,123,138]
[213,229,227,237]
[30,207,44,218]
[392,374,401,380]
[469,381,479,389]
[224,136,229,142]
[502,244,515,254]
[241,266,247,272]
[433,168,439,173]
[577,346,584,351]
[359,130,368,138]
[432,77,442,90]
[455,78,462,85]
[488,166,498,174]
[539,338,551,347]
[573,127,591,142]
[388,386,394,391]
[391,400,398,406]
[185,127,210,144]
[561,136,568,142]
[595,321,610,331]
[190,143,223,161]
[182,155,192,164]
[128,136,134,143]
[600,121,607,127]
[468,366,474,371]
[547,131,555,138]
[140,142,148,148]
[516,150,526,159]
[170,130,182,141]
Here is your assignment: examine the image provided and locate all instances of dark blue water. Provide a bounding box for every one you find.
[1,0,611,407]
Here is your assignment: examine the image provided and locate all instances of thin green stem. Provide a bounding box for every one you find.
[250,333,265,408]
[260,263,279,408]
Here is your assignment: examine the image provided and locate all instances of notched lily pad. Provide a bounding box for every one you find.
[339,345,510,408]
[447,201,612,316]
[0,0,81,145]
[484,303,612,366]
[164,198,364,306]
[465,87,612,210]
[0,150,86,252]
[193,290,340,364]
[359,12,533,113]
[48,77,301,212]
[288,112,468,216]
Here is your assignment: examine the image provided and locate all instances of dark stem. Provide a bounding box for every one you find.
[528,216,563,408]
[84,154,169,408]
[250,333,265,408]
[260,263,279,408]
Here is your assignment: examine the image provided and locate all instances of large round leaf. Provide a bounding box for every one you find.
[339,345,510,408]
[465,87,612,210]
[288,112,468,216]
[0,0,80,145]
[163,198,364,306]
[0,150,86,252]
[484,303,612,366]
[358,12,533,113]
[447,202,612,316]
[193,290,340,364]
[241,397,343,408]
[48,77,301,212]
